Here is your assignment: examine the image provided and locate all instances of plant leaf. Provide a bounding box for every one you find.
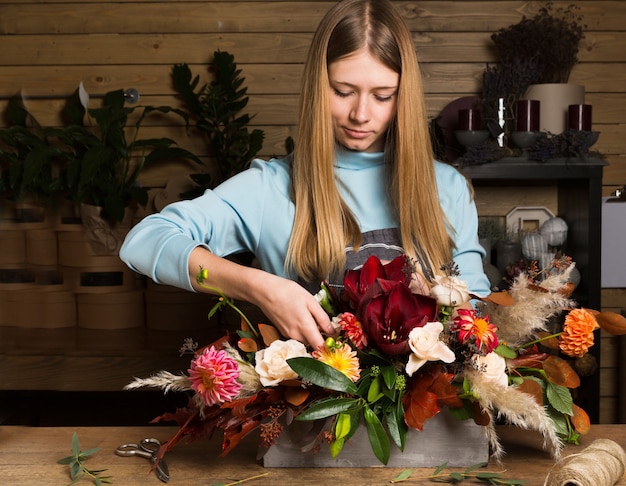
[546,381,573,415]
[364,407,390,465]
[296,397,362,421]
[258,323,281,346]
[543,355,580,388]
[287,357,358,393]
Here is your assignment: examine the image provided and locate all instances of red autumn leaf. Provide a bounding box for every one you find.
[258,323,281,346]
[571,403,591,435]
[285,386,310,406]
[543,355,580,388]
[221,415,264,456]
[238,337,258,353]
[508,352,550,369]
[518,377,544,406]
[402,372,441,430]
[535,331,560,350]
[430,372,463,408]
[472,400,491,426]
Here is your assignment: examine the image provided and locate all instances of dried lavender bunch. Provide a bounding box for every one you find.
[491,2,586,84]
[526,131,602,162]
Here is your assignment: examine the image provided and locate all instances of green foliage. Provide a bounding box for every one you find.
[287,355,408,464]
[390,462,526,484]
[56,86,202,223]
[0,96,66,203]
[172,50,265,196]
[57,432,112,485]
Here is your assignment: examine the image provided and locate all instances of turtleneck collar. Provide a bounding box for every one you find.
[334,145,385,170]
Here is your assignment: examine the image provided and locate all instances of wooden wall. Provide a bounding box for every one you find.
[1,1,625,422]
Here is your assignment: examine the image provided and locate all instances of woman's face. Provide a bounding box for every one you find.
[328,48,399,153]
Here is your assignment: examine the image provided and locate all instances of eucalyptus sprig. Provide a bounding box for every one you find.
[57,432,112,485]
[391,462,525,484]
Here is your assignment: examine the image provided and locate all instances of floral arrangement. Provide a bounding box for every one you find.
[125,254,626,467]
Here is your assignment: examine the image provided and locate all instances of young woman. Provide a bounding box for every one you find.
[120,0,490,350]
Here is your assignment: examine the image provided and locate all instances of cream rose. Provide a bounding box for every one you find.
[405,321,455,377]
[430,275,471,307]
[470,352,508,388]
[255,339,309,387]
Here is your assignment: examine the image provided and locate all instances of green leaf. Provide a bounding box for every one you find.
[385,399,407,450]
[329,437,345,458]
[381,365,397,390]
[57,455,74,465]
[546,381,573,415]
[287,357,358,394]
[334,412,352,440]
[80,447,101,457]
[71,432,81,455]
[364,407,390,465]
[393,469,414,481]
[494,343,517,359]
[367,376,384,403]
[296,397,362,421]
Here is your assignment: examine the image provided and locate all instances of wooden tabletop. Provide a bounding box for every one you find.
[1,424,625,485]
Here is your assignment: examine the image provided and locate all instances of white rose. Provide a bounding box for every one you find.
[405,322,456,377]
[255,339,310,387]
[430,275,471,307]
[470,352,508,388]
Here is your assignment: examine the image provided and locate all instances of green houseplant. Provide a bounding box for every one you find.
[172,50,264,198]
[0,95,66,222]
[56,83,202,224]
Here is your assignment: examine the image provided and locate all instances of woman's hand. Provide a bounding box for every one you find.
[189,248,334,349]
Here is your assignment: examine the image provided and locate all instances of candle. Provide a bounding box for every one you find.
[569,104,592,131]
[516,99,540,132]
[458,108,481,131]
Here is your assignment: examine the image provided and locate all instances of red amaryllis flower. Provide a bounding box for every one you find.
[453,308,499,353]
[358,278,437,355]
[343,255,410,310]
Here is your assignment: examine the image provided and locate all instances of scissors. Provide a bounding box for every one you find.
[115,438,170,483]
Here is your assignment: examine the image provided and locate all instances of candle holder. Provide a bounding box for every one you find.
[510,131,540,158]
[454,130,489,149]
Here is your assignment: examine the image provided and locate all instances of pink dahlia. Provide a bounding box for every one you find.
[188,346,242,406]
[453,308,499,353]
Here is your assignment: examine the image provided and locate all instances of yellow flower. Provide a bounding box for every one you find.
[559,308,599,358]
[313,342,361,382]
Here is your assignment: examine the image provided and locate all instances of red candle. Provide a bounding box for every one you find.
[516,99,540,132]
[569,104,592,131]
[458,108,481,131]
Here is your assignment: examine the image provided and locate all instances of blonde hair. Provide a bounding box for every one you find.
[286,0,454,282]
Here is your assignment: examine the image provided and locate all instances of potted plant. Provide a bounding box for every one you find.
[0,95,66,225]
[172,50,265,198]
[56,83,202,224]
[489,2,587,134]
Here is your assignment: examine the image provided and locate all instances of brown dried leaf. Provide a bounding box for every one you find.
[543,355,580,388]
[518,377,544,405]
[258,323,281,346]
[238,337,258,353]
[589,310,626,336]
[483,291,514,306]
[571,403,591,435]
[285,387,310,407]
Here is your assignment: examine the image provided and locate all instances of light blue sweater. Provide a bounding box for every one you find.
[120,149,490,296]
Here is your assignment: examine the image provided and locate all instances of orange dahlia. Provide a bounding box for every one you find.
[313,342,361,382]
[559,308,599,358]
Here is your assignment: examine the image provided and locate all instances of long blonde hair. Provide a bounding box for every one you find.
[286,0,454,282]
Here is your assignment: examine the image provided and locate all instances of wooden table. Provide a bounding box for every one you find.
[1,425,624,485]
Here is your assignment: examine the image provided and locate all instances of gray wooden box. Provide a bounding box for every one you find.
[263,410,489,468]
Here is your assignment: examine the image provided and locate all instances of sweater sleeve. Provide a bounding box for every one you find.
[436,162,491,297]
[119,158,289,291]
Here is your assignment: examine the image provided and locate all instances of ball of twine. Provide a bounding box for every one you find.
[544,439,626,486]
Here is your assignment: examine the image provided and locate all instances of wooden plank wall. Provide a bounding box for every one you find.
[1,1,624,423]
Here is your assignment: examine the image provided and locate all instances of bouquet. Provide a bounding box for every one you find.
[125,254,626,466]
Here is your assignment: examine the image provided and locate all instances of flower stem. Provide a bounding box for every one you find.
[514,332,562,351]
